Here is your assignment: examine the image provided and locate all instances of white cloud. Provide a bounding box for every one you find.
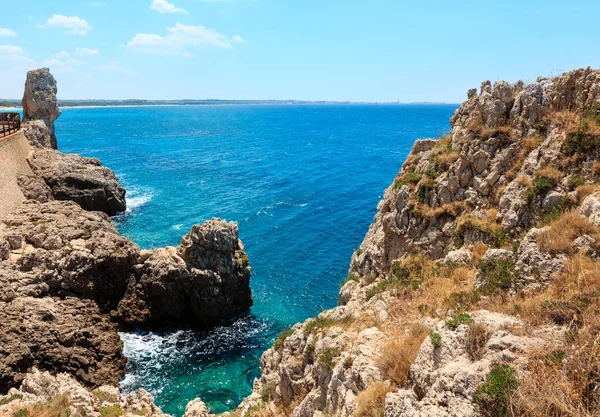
[0,45,34,63]
[41,15,92,36]
[53,51,71,59]
[232,35,244,43]
[0,28,17,37]
[43,57,87,73]
[126,23,238,55]
[182,51,194,58]
[74,47,99,56]
[97,61,137,75]
[89,1,105,6]
[150,0,187,14]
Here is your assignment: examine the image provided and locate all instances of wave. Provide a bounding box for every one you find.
[126,187,154,212]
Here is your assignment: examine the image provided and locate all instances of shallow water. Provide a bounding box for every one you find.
[55,103,457,416]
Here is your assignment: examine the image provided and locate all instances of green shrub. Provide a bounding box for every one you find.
[474,364,518,417]
[343,273,360,286]
[100,405,123,417]
[318,347,341,370]
[303,316,353,336]
[567,175,586,189]
[429,332,442,348]
[564,119,600,156]
[12,410,27,417]
[545,349,566,366]
[446,311,473,330]
[478,257,516,294]
[0,395,23,406]
[416,183,433,203]
[526,176,557,204]
[274,328,294,351]
[445,291,480,310]
[393,172,421,190]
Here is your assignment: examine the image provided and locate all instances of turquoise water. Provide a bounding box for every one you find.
[55,104,457,416]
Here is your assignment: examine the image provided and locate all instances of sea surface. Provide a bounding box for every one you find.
[55,103,458,416]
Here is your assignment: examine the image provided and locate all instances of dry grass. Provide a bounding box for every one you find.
[576,184,600,203]
[536,166,564,181]
[355,381,395,417]
[414,200,466,219]
[537,211,600,254]
[376,324,427,386]
[516,175,532,188]
[10,395,71,417]
[466,323,491,361]
[593,161,600,176]
[472,242,489,264]
[551,255,600,299]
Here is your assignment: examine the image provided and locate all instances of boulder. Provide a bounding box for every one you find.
[0,297,125,393]
[28,148,126,215]
[117,218,253,328]
[21,68,60,149]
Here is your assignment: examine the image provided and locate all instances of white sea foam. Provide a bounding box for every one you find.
[126,187,154,212]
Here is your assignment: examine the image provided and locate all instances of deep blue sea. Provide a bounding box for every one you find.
[55,104,457,416]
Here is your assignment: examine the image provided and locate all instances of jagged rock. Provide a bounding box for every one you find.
[0,200,139,308]
[515,228,566,290]
[117,218,253,328]
[22,68,60,149]
[0,297,125,393]
[16,173,54,203]
[183,399,212,417]
[22,120,54,149]
[0,369,172,417]
[442,248,472,265]
[28,149,126,215]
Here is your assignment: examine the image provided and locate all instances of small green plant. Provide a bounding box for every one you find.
[260,380,277,403]
[564,118,600,156]
[474,364,518,417]
[526,175,557,204]
[303,316,353,336]
[478,257,516,294]
[416,183,433,203]
[12,410,27,417]
[445,291,480,310]
[274,328,294,351]
[305,341,316,363]
[318,347,341,370]
[343,273,360,286]
[100,405,124,417]
[545,349,566,366]
[567,175,586,189]
[131,409,149,416]
[429,332,442,348]
[393,172,421,190]
[446,311,473,330]
[355,249,363,256]
[0,395,23,406]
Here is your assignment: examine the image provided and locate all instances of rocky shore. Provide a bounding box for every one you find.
[0,69,253,417]
[3,67,600,417]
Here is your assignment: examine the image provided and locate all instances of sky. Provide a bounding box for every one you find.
[0,0,599,102]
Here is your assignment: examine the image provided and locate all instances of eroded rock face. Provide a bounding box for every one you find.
[22,68,60,149]
[22,120,55,149]
[28,149,127,216]
[117,218,253,328]
[0,297,125,393]
[0,200,139,309]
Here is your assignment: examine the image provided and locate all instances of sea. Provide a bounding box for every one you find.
[55,103,458,416]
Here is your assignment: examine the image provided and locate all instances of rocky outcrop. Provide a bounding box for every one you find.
[22,68,61,149]
[28,149,127,215]
[0,297,125,393]
[22,119,55,149]
[0,369,173,417]
[117,219,253,328]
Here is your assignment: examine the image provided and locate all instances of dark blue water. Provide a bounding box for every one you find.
[55,104,457,416]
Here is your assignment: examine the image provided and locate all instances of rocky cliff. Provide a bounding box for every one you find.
[227,67,600,417]
[0,69,253,416]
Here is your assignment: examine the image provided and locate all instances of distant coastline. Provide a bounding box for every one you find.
[0,99,456,109]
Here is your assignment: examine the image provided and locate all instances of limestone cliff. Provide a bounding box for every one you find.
[228,67,600,417]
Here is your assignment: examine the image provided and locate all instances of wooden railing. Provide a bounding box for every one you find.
[0,112,21,138]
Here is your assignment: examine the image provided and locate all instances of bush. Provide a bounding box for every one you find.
[526,175,557,204]
[478,257,516,294]
[429,332,442,348]
[355,382,394,417]
[377,325,427,385]
[474,364,518,417]
[303,316,353,336]
[100,405,124,417]
[273,328,294,351]
[446,311,473,330]
[343,273,359,286]
[318,347,341,370]
[0,395,23,406]
[564,119,600,156]
[466,323,490,361]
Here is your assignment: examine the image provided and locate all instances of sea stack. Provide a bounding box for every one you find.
[21,68,61,149]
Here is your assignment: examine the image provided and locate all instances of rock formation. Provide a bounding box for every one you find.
[229,67,600,417]
[28,148,127,215]
[22,68,61,149]
[117,219,253,328]
[0,68,254,402]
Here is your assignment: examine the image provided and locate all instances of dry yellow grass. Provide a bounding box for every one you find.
[9,395,71,417]
[537,211,600,254]
[576,184,600,203]
[376,324,427,386]
[466,323,491,361]
[593,161,600,176]
[505,135,542,180]
[516,175,532,188]
[536,166,564,180]
[355,382,395,417]
[414,200,466,219]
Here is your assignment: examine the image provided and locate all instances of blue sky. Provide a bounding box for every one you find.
[1,0,599,102]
